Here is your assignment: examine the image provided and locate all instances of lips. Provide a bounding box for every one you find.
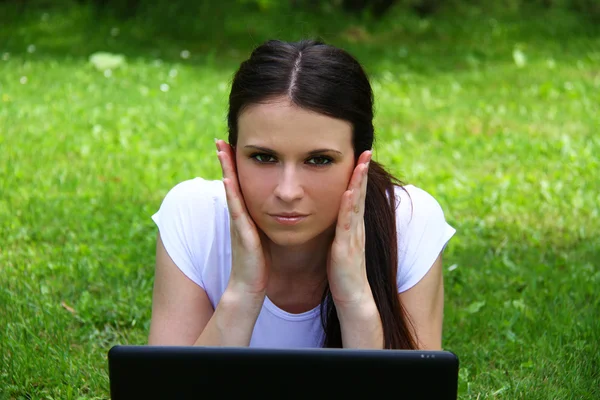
[269,213,308,226]
[270,213,308,218]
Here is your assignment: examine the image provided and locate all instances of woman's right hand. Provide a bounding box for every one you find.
[215,139,270,296]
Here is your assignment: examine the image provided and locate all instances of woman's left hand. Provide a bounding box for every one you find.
[327,150,373,309]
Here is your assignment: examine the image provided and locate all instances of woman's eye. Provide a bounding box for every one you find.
[251,153,332,166]
[252,153,276,163]
[307,156,332,166]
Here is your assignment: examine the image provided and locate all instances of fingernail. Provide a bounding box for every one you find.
[214,138,219,143]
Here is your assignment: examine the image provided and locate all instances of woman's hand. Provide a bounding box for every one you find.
[326,150,373,308]
[327,150,384,348]
[215,139,270,296]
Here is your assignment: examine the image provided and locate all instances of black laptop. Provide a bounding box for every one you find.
[108,345,459,399]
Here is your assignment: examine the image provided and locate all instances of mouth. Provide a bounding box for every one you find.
[269,214,308,226]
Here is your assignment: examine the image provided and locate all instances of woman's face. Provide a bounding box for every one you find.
[236,98,355,247]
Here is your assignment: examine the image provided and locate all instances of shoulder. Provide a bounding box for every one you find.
[393,184,455,293]
[151,177,228,290]
[159,177,225,210]
[152,176,228,242]
[393,184,446,227]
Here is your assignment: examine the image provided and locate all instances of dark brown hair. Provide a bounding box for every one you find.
[227,39,416,349]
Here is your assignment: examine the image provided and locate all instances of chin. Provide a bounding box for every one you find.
[259,223,335,249]
[263,230,314,247]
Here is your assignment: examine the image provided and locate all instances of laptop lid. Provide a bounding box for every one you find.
[108,345,459,399]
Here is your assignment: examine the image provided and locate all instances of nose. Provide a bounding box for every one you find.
[273,165,304,202]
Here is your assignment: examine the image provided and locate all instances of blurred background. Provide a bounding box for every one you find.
[1,0,599,398]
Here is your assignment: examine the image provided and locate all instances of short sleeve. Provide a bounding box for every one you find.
[395,185,456,293]
[151,178,222,289]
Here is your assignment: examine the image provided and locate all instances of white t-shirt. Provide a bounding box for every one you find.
[151,177,456,348]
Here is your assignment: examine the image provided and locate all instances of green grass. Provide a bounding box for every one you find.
[1,1,599,398]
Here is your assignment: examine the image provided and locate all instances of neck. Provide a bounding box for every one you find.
[262,228,333,314]
[263,227,334,284]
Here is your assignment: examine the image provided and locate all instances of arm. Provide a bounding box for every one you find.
[398,252,444,350]
[336,289,384,349]
[336,252,444,350]
[148,234,264,346]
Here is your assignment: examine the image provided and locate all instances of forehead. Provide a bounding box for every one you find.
[237,99,353,150]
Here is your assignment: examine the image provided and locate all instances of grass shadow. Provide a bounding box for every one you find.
[1,0,599,78]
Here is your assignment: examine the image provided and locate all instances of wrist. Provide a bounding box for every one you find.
[335,294,379,323]
[335,294,383,349]
[332,279,376,317]
[223,282,266,311]
[195,283,265,347]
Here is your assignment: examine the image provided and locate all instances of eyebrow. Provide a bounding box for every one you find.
[243,145,343,157]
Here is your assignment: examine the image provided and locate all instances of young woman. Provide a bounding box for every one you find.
[148,39,455,350]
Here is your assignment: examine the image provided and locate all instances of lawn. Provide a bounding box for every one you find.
[1,1,599,398]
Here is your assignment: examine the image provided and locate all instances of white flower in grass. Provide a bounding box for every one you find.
[111,27,120,37]
[2,53,9,61]
[89,52,126,71]
[180,50,190,59]
[512,48,526,68]
[27,45,36,53]
[104,69,112,78]
[20,76,27,84]
[160,83,170,92]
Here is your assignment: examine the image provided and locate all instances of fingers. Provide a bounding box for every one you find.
[334,150,369,249]
[351,150,372,224]
[336,150,371,234]
[334,189,355,249]
[216,140,247,222]
[358,151,371,217]
[216,140,236,183]
[348,150,372,191]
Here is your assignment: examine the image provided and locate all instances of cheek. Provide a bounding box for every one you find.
[310,169,353,217]
[236,162,273,210]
